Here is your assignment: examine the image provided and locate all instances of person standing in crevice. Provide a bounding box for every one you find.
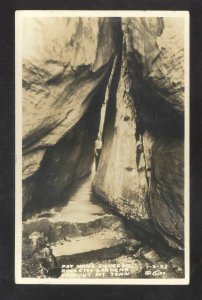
[95,135,103,171]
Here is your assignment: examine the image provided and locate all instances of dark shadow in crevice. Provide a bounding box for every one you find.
[127,52,184,142]
[23,54,119,216]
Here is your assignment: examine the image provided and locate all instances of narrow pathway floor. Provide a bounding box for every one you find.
[22,169,184,280]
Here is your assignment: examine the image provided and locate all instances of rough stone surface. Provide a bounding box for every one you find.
[93,46,153,227]
[23,63,108,153]
[122,17,184,113]
[22,17,118,152]
[23,149,46,180]
[93,17,185,250]
[150,138,184,249]
[22,180,35,208]
[169,256,184,270]
[23,172,125,238]
[23,94,103,210]
[143,250,161,263]
[22,17,120,206]
[22,173,184,279]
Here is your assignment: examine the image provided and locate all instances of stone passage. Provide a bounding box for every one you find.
[22,169,184,279]
[21,16,185,279]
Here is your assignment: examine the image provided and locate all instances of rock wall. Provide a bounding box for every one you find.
[93,17,184,249]
[150,138,184,249]
[93,45,153,231]
[22,17,120,207]
[123,17,184,249]
[24,76,108,212]
[122,17,184,113]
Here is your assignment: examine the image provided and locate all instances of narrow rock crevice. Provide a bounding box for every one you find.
[23,58,115,213]
[21,17,185,278]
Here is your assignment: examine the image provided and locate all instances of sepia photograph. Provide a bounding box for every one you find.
[15,10,189,284]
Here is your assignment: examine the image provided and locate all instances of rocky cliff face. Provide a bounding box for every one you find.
[122,17,184,113]
[150,138,184,249]
[22,17,120,208]
[22,17,185,250]
[93,17,184,249]
[121,17,184,249]
[93,44,152,231]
